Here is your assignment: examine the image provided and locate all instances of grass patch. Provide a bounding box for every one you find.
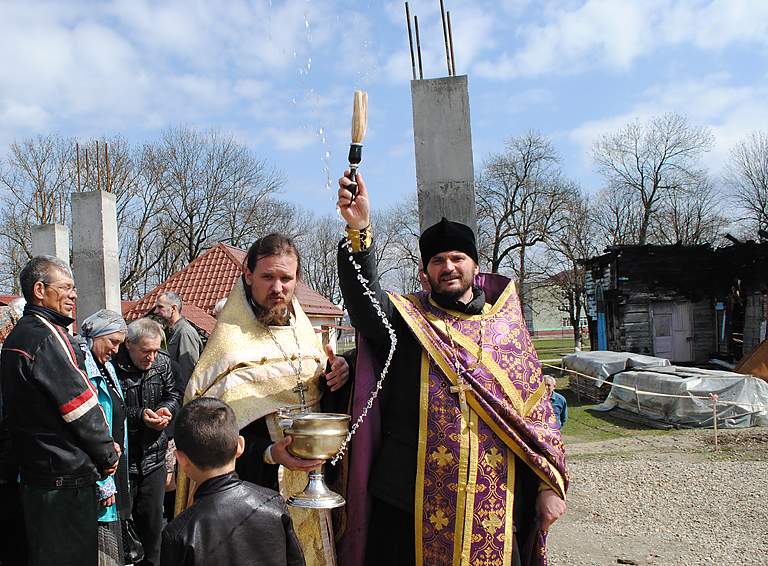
[533,337,591,364]
[557,386,668,444]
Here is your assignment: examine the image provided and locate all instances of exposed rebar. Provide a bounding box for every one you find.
[84,148,90,190]
[414,15,424,79]
[95,141,101,191]
[105,142,111,193]
[440,0,451,76]
[75,142,81,192]
[447,10,456,76]
[405,2,417,80]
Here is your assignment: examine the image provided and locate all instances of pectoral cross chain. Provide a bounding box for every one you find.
[293,381,309,408]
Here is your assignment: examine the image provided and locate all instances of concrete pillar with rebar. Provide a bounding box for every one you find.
[70,191,121,329]
[31,224,70,264]
[411,75,477,235]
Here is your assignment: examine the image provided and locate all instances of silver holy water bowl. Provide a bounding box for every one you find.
[279,411,351,509]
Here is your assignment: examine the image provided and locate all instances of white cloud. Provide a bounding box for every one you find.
[567,74,768,175]
[475,0,768,80]
[0,101,49,131]
[266,126,317,151]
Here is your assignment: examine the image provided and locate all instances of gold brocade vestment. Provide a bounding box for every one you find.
[175,279,335,566]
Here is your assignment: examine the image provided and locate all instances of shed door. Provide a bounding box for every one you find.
[652,302,693,362]
[652,303,673,360]
[671,302,693,362]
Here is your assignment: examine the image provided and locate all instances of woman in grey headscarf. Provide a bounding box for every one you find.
[79,309,130,566]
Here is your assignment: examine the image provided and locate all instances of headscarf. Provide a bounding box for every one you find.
[419,217,479,266]
[81,309,127,346]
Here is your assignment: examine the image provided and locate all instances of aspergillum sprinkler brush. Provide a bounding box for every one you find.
[347,90,368,198]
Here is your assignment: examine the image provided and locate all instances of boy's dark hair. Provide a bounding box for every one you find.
[175,398,239,470]
[245,233,301,276]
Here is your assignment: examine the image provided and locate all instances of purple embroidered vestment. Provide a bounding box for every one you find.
[386,275,569,566]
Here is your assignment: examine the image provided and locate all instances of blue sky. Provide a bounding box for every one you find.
[2,0,768,216]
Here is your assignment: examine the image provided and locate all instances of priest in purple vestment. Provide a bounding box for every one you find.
[334,171,568,566]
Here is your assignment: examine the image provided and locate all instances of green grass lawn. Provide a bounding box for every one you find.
[554,380,668,444]
[532,337,590,362]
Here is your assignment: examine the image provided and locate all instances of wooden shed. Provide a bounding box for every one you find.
[583,242,768,364]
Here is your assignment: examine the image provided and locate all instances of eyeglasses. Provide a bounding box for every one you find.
[43,282,77,294]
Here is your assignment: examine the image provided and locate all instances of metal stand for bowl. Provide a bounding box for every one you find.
[278,411,351,509]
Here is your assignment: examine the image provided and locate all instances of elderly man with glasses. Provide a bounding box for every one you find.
[0,255,120,566]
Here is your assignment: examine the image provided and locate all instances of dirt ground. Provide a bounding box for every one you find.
[547,428,768,566]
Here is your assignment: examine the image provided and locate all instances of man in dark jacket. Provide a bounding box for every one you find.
[161,397,304,566]
[114,317,181,566]
[0,255,119,566]
[154,291,203,398]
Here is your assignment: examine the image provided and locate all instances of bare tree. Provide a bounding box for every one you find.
[0,135,74,288]
[0,128,289,298]
[724,131,768,232]
[476,132,573,307]
[593,113,713,245]
[301,214,344,305]
[116,143,174,298]
[592,185,641,247]
[652,178,727,244]
[540,190,598,348]
[157,126,283,263]
[219,172,284,247]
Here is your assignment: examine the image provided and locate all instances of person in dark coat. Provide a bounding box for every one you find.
[1,255,119,566]
[153,291,203,399]
[114,318,181,566]
[161,397,304,566]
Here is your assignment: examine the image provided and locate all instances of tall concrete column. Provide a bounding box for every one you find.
[411,75,477,235]
[71,191,121,329]
[30,224,70,264]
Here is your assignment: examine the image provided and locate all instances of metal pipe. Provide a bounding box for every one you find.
[95,141,101,191]
[447,10,456,76]
[85,148,90,190]
[405,3,417,81]
[105,142,111,193]
[440,0,451,76]
[414,15,424,79]
[75,143,81,192]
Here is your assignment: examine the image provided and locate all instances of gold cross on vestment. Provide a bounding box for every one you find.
[450,381,472,414]
[293,381,309,408]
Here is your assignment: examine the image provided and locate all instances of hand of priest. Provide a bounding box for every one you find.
[324,343,349,392]
[270,436,324,472]
[536,489,566,532]
[337,170,371,230]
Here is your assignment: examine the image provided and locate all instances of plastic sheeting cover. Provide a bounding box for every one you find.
[596,366,768,428]
[562,351,671,386]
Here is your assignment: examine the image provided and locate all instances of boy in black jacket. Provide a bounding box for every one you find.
[160,398,305,566]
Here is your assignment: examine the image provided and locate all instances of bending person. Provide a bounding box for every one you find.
[79,310,131,566]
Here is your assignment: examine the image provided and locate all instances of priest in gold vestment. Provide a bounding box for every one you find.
[175,234,351,566]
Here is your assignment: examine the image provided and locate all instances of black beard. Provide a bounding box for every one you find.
[427,274,472,302]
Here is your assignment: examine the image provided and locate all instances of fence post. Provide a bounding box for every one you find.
[710,393,719,450]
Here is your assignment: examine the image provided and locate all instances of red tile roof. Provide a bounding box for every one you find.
[125,243,342,332]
